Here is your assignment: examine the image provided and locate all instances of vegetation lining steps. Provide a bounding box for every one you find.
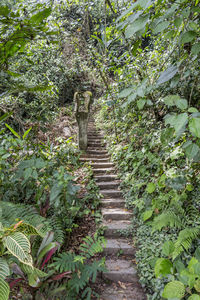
[82,119,146,299]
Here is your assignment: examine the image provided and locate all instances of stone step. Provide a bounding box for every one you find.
[101,198,125,208]
[100,284,146,300]
[103,220,131,237]
[86,150,108,155]
[103,259,137,283]
[88,143,105,147]
[97,181,120,189]
[95,175,118,182]
[104,239,135,256]
[80,158,110,163]
[82,154,110,159]
[100,190,123,198]
[102,208,132,220]
[87,147,105,151]
[93,168,115,175]
[92,163,114,169]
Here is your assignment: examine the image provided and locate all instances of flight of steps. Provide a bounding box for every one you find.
[81,119,146,300]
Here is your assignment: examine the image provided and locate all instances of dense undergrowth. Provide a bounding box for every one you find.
[0,0,200,299]
[95,0,200,299]
[0,0,105,299]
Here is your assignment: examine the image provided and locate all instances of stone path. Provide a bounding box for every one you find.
[81,119,146,300]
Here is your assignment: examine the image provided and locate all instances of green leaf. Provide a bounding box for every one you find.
[118,87,134,98]
[30,8,52,25]
[146,182,156,193]
[153,21,170,34]
[155,258,173,278]
[180,31,197,44]
[3,232,32,266]
[0,278,10,300]
[137,99,146,110]
[175,99,188,110]
[23,127,32,140]
[189,118,200,138]
[173,113,188,134]
[188,295,200,300]
[162,241,175,257]
[125,15,149,38]
[163,95,180,106]
[157,65,178,85]
[162,281,185,299]
[5,123,20,139]
[191,43,200,55]
[188,257,199,274]
[138,0,153,9]
[0,258,10,280]
[143,210,153,221]
[0,112,13,123]
[183,142,200,160]
[24,168,32,180]
[174,17,182,28]
[188,107,198,113]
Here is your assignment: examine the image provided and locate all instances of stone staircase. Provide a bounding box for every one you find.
[81,119,146,300]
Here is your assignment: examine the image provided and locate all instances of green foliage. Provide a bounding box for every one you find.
[51,235,106,299]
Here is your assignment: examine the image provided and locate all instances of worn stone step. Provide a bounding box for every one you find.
[88,143,105,147]
[100,190,123,198]
[100,284,146,300]
[82,154,110,159]
[97,181,120,189]
[102,208,132,220]
[101,198,125,208]
[92,163,114,169]
[87,147,104,151]
[93,168,115,175]
[80,158,110,163]
[104,239,134,256]
[103,259,137,283]
[103,220,131,237]
[95,175,118,182]
[86,150,108,155]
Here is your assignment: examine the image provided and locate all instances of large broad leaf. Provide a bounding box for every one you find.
[188,295,200,300]
[30,8,52,25]
[157,65,178,85]
[162,241,175,257]
[189,118,200,138]
[125,15,149,38]
[153,21,170,34]
[118,87,134,98]
[143,210,153,221]
[3,232,32,266]
[191,43,200,55]
[137,99,146,110]
[163,95,180,106]
[0,258,10,280]
[183,142,200,160]
[0,278,10,300]
[146,182,156,193]
[175,99,188,110]
[155,258,173,278]
[173,113,188,134]
[180,31,197,44]
[116,2,139,23]
[138,0,153,9]
[162,281,185,299]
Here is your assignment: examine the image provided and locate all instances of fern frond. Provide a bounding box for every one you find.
[79,235,105,258]
[173,227,200,259]
[152,210,183,232]
[52,253,78,272]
